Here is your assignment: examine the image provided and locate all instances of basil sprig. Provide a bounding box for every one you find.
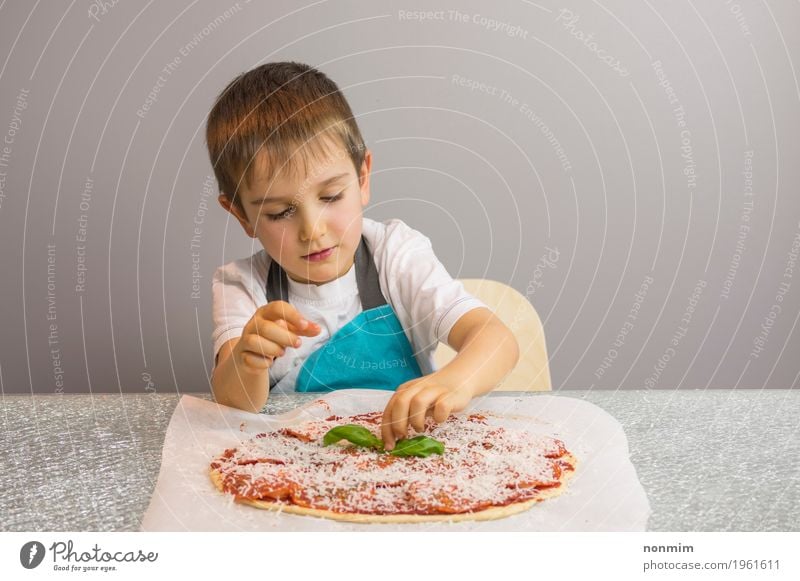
[386,435,445,457]
[322,424,445,457]
[323,424,383,450]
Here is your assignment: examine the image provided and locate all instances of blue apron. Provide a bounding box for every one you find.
[266,236,423,392]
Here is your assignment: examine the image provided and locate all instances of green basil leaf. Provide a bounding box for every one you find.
[323,424,383,449]
[388,435,445,457]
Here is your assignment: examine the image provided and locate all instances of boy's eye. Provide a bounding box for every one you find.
[267,206,297,221]
[264,193,343,221]
[321,192,344,203]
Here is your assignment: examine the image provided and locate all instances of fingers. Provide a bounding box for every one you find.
[432,394,453,424]
[245,316,301,349]
[381,383,450,450]
[238,300,325,374]
[259,300,305,327]
[407,386,449,433]
[239,351,273,371]
[258,301,321,337]
[381,402,399,451]
[249,302,321,346]
[294,320,322,337]
[236,333,286,370]
[382,399,415,451]
[381,388,402,450]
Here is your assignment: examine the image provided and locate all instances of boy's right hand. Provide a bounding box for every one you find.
[233,301,321,371]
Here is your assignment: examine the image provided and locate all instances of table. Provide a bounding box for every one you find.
[1,389,797,531]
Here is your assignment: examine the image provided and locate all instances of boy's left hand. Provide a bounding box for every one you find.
[380,373,474,451]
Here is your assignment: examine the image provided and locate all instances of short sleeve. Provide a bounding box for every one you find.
[211,253,269,366]
[381,221,488,351]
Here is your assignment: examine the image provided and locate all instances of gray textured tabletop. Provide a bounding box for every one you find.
[1,389,797,531]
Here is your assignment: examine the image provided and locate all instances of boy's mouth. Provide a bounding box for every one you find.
[302,246,336,262]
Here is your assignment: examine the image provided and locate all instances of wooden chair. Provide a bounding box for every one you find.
[433,279,552,391]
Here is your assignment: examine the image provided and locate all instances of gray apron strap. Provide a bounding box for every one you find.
[265,236,387,309]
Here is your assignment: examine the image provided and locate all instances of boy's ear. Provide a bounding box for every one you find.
[359,149,372,207]
[218,194,256,238]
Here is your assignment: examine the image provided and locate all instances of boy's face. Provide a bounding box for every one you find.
[220,141,371,286]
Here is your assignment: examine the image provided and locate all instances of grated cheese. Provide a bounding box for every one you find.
[211,411,572,515]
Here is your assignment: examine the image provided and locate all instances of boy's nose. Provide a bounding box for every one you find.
[299,215,327,242]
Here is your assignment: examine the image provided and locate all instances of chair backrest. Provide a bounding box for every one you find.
[433,279,551,392]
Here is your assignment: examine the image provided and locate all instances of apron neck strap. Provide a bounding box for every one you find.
[265,237,387,309]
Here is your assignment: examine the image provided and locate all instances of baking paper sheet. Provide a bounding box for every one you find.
[141,390,651,531]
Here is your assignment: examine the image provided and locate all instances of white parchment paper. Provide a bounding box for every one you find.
[141,390,651,531]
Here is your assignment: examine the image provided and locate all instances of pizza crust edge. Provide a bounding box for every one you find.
[209,452,577,524]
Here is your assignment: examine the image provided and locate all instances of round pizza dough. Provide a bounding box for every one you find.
[209,451,577,523]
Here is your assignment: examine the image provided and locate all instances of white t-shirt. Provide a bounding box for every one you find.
[211,217,487,392]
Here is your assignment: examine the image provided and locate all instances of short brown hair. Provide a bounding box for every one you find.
[205,61,366,211]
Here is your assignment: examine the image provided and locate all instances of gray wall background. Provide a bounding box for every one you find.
[1,0,798,395]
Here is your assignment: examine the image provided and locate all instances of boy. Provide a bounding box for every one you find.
[206,62,519,450]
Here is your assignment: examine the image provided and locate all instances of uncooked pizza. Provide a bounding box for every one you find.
[209,410,577,523]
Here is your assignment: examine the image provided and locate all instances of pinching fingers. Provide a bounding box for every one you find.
[408,386,448,433]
